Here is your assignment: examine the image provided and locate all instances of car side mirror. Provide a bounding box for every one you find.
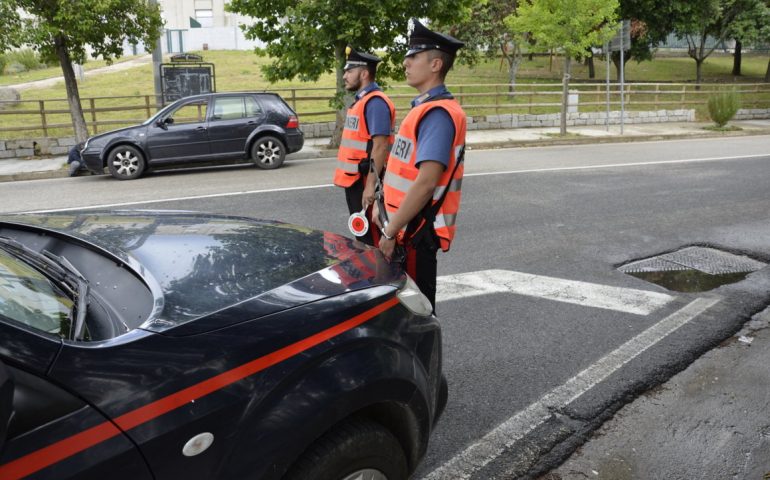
[0,360,14,452]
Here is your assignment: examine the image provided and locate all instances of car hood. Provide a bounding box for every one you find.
[87,125,145,144]
[0,211,401,332]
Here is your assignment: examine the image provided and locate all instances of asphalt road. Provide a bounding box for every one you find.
[4,136,770,479]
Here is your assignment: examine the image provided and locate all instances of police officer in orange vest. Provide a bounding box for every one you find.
[334,47,396,246]
[373,19,466,312]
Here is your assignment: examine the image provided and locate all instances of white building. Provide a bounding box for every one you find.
[133,0,266,54]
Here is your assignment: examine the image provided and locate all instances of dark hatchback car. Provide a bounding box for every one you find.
[81,92,304,180]
[0,211,446,480]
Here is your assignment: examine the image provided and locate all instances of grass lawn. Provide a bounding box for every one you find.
[0,50,768,139]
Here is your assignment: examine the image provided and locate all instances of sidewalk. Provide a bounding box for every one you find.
[2,119,770,183]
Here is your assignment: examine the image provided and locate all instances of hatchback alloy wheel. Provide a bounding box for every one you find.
[107,145,145,180]
[252,135,286,170]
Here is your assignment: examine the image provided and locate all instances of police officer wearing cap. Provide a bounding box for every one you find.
[373,19,467,312]
[335,47,396,246]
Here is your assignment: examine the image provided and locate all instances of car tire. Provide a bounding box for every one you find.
[283,418,408,480]
[251,135,286,169]
[107,145,145,180]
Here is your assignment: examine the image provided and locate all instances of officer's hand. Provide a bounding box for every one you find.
[372,203,382,229]
[379,236,396,260]
[362,183,375,209]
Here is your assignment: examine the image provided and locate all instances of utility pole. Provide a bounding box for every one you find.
[150,0,163,108]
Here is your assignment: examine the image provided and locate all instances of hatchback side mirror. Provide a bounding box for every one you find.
[0,360,14,452]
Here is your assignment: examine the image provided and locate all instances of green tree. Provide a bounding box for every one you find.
[612,0,680,80]
[506,0,618,135]
[438,1,524,91]
[727,0,770,75]
[226,0,469,147]
[671,0,761,85]
[0,0,162,143]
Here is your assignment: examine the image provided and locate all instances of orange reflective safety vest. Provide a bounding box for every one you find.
[334,90,396,188]
[382,99,467,252]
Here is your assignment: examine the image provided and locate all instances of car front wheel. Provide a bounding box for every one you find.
[107,145,145,180]
[251,135,286,169]
[283,418,408,480]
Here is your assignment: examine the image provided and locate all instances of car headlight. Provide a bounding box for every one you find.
[397,275,433,316]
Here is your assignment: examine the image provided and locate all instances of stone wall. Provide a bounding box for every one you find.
[734,108,770,120]
[469,109,697,130]
[0,137,77,159]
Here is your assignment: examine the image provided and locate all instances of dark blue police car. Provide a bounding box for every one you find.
[0,211,446,480]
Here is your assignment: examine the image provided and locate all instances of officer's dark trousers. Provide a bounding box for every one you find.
[403,236,439,314]
[344,176,377,246]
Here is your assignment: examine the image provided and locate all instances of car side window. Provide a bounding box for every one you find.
[246,96,263,117]
[169,100,208,125]
[212,97,246,121]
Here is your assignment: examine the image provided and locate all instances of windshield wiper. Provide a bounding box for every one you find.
[0,236,90,340]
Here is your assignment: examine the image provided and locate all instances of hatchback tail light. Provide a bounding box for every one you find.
[286,115,299,129]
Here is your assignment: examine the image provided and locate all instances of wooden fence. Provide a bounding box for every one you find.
[1,82,768,138]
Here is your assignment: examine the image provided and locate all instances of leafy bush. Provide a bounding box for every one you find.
[707,89,741,127]
[0,54,6,75]
[5,49,46,72]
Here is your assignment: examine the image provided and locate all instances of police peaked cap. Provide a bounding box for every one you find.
[406,18,464,57]
[344,47,382,71]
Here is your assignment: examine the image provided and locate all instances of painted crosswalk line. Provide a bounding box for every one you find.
[437,269,675,315]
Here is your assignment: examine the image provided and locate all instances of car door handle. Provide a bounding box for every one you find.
[196,126,207,131]
[247,121,257,125]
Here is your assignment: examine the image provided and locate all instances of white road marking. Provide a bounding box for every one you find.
[19,153,768,214]
[437,269,675,315]
[22,184,334,214]
[464,153,770,178]
[421,296,720,480]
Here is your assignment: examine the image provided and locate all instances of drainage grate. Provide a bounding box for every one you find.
[619,247,766,275]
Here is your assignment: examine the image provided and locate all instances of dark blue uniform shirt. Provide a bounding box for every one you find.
[354,82,392,137]
[412,84,455,169]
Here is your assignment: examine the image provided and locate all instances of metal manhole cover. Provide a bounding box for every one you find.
[619,246,766,292]
[619,247,765,275]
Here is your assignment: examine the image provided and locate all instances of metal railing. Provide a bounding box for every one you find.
[1,82,768,138]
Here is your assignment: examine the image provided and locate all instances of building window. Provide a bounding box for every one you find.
[195,9,213,27]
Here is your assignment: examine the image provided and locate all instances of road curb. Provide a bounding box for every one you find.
[2,127,768,183]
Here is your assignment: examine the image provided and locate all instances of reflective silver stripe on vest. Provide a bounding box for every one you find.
[383,171,413,193]
[344,114,360,131]
[336,159,360,172]
[339,137,369,151]
[432,176,463,201]
[434,212,457,229]
[390,135,415,164]
[455,144,464,159]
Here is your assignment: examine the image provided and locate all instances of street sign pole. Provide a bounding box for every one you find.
[605,41,610,131]
[619,21,626,135]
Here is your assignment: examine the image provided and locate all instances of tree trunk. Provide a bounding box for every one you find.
[561,57,571,136]
[695,59,703,89]
[611,52,630,81]
[732,39,742,76]
[55,36,89,143]
[506,42,523,93]
[586,52,595,79]
[765,57,770,82]
[329,42,346,149]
